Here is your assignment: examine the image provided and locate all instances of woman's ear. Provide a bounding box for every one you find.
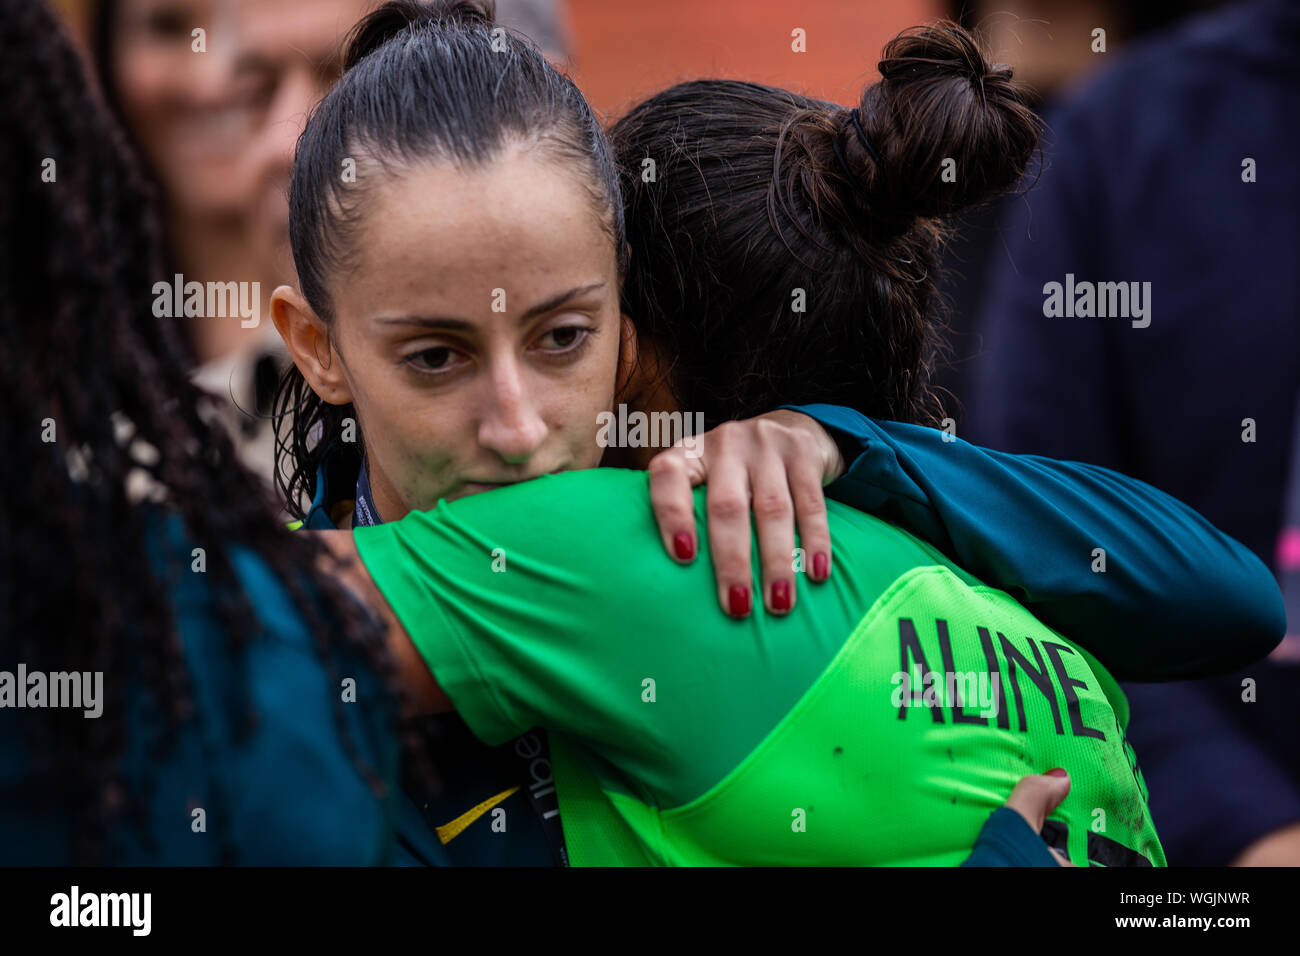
[614,313,640,403]
[270,285,354,405]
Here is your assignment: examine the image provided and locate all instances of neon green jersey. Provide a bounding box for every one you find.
[355,469,1164,867]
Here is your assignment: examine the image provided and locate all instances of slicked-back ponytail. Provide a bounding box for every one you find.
[274,0,623,518]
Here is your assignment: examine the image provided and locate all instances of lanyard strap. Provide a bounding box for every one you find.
[353,457,381,528]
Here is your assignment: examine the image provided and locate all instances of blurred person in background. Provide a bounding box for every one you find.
[932,0,1224,427]
[970,0,1300,865]
[90,0,289,482]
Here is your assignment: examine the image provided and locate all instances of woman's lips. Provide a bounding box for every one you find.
[460,469,566,490]
[166,105,258,160]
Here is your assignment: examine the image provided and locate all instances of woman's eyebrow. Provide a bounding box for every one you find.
[518,282,607,321]
[373,282,607,330]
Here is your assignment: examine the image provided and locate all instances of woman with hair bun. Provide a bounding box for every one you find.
[612,24,1039,431]
[609,27,1279,685]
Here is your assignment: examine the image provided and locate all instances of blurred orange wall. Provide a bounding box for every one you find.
[565,0,943,118]
[56,0,945,115]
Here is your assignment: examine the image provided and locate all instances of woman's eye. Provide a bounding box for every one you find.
[537,326,588,351]
[145,7,192,39]
[406,347,457,372]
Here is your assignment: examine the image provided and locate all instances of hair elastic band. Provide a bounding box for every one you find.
[850,108,885,168]
[833,108,885,180]
[832,137,853,179]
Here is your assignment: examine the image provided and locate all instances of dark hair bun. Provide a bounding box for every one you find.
[344,0,496,71]
[843,22,1041,234]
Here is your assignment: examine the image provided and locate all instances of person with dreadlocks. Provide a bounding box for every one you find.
[0,0,431,865]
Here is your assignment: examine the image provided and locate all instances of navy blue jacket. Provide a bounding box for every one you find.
[1,511,404,864]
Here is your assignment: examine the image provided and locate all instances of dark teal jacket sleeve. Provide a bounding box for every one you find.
[961,809,1062,867]
[783,404,1285,681]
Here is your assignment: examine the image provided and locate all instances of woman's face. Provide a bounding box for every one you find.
[109,0,262,216]
[299,146,625,519]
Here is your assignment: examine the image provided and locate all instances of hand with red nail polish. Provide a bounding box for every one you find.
[645,409,844,620]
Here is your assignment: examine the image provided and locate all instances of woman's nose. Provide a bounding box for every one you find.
[477,361,549,465]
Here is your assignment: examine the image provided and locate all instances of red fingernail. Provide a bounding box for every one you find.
[673,532,695,561]
[771,580,791,612]
[1046,768,1068,778]
[728,585,751,617]
[812,552,829,580]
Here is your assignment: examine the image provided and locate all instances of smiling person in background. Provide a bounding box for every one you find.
[90,0,290,482]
